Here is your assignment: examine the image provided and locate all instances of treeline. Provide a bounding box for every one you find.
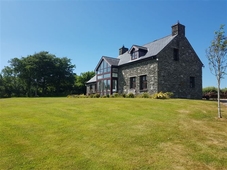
[203,86,227,99]
[203,86,227,94]
[0,51,94,98]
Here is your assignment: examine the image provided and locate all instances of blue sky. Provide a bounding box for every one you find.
[0,0,227,88]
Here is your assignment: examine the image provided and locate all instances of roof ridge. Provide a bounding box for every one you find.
[102,56,117,59]
[132,44,147,48]
[142,34,174,46]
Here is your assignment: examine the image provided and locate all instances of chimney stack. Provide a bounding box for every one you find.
[119,45,128,55]
[172,22,185,36]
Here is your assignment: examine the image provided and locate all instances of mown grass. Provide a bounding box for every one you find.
[0,98,227,169]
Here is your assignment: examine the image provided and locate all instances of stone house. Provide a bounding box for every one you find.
[86,22,203,99]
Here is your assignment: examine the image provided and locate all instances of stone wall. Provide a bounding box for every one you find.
[157,36,203,99]
[118,59,158,95]
[86,83,96,95]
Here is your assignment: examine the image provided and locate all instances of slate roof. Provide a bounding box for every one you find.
[103,56,120,66]
[86,75,96,84]
[117,34,176,65]
[94,56,119,71]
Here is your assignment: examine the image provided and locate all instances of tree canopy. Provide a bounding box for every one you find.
[0,51,76,97]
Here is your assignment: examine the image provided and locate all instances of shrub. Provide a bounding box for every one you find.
[152,91,173,99]
[67,94,79,98]
[113,93,119,98]
[94,93,100,98]
[127,93,135,98]
[165,92,174,98]
[122,94,126,98]
[79,94,87,98]
[141,92,150,98]
[89,94,94,98]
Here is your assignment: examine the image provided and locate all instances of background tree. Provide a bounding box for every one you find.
[53,57,75,95]
[0,74,6,98]
[9,56,36,96]
[202,86,218,94]
[74,71,95,94]
[6,51,75,97]
[0,51,95,97]
[206,25,227,118]
[0,67,14,97]
[0,66,25,97]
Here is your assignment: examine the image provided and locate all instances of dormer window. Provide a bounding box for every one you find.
[131,50,138,60]
[129,45,148,60]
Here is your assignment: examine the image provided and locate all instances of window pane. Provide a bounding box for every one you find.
[130,77,136,89]
[112,73,118,77]
[101,61,104,69]
[112,80,117,92]
[190,77,195,88]
[173,48,179,61]
[112,68,118,72]
[98,69,103,74]
[144,80,147,89]
[105,61,109,68]
[140,75,147,90]
[131,51,138,60]
[107,80,110,90]
[97,75,103,79]
[97,81,101,92]
[101,80,104,93]
[104,73,110,78]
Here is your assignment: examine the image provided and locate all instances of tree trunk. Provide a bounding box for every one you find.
[217,78,222,118]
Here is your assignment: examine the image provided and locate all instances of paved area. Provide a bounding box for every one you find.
[220,99,227,106]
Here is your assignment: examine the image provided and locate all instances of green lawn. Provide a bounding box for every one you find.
[0,98,227,169]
